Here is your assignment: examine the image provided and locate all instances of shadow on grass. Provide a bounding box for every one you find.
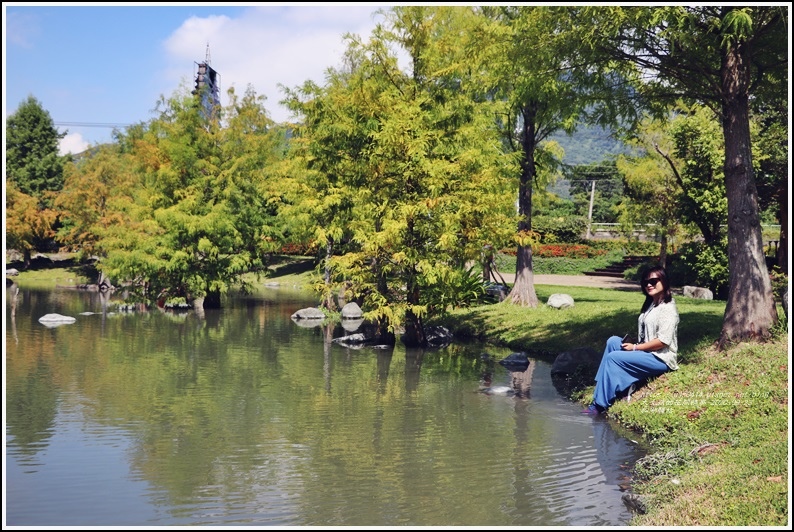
[268,257,318,277]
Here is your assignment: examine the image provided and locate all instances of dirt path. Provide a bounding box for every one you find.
[496,272,639,292]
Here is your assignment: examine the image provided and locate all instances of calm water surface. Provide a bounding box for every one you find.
[5,283,650,526]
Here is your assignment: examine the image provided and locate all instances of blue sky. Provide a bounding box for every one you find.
[4,3,389,155]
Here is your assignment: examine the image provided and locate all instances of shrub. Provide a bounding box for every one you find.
[668,239,729,299]
[420,264,487,313]
[587,239,662,256]
[532,215,588,243]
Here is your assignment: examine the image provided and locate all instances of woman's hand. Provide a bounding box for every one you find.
[622,339,668,352]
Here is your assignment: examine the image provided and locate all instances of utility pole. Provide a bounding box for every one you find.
[586,179,596,239]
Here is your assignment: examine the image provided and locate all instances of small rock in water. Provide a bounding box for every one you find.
[38,313,77,323]
[38,313,77,328]
[481,385,515,396]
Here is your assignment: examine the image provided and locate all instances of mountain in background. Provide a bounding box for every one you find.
[545,124,629,201]
[74,122,626,167]
[549,123,628,165]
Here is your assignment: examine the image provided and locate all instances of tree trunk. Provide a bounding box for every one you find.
[402,309,427,348]
[659,232,668,269]
[321,237,336,311]
[774,183,788,273]
[509,245,539,306]
[402,281,427,345]
[482,246,494,283]
[717,39,778,348]
[203,290,221,309]
[507,104,539,308]
[402,266,427,347]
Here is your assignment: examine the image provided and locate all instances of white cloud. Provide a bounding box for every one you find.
[161,6,386,123]
[59,132,90,156]
[5,10,40,48]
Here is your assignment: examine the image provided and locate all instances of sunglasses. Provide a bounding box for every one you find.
[644,277,662,287]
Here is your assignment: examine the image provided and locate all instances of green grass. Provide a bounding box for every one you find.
[434,290,789,526]
[5,263,94,288]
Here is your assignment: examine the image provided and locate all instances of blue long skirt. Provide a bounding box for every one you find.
[592,335,670,409]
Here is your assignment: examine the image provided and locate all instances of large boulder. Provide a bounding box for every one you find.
[341,302,363,319]
[480,385,515,396]
[547,293,575,309]
[341,319,364,332]
[38,313,77,328]
[484,282,509,301]
[291,307,326,320]
[332,332,395,350]
[682,285,714,300]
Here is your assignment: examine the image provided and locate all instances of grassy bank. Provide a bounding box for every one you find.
[434,286,789,526]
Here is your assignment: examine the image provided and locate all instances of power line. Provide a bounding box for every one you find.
[54,122,133,128]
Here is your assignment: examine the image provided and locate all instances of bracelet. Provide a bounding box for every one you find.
[633,344,637,351]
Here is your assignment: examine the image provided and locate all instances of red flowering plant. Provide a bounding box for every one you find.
[534,244,606,259]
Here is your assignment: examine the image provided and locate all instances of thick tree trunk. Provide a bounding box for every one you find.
[510,245,539,307]
[507,105,539,308]
[402,309,427,348]
[203,290,221,308]
[402,269,427,347]
[717,40,778,348]
[401,218,427,347]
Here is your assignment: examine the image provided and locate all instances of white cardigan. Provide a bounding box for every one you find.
[638,298,680,370]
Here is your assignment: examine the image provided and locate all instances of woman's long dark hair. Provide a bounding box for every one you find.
[640,264,673,312]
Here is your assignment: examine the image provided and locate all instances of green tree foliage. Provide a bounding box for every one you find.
[665,104,728,246]
[578,5,785,346]
[673,238,730,299]
[54,144,140,259]
[616,104,731,270]
[281,65,372,311]
[97,86,286,308]
[530,214,588,244]
[6,95,69,202]
[285,6,517,345]
[564,160,624,226]
[615,118,683,267]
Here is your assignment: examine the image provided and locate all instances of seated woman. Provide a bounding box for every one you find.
[583,265,679,414]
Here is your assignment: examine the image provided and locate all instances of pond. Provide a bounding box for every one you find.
[5,282,650,526]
